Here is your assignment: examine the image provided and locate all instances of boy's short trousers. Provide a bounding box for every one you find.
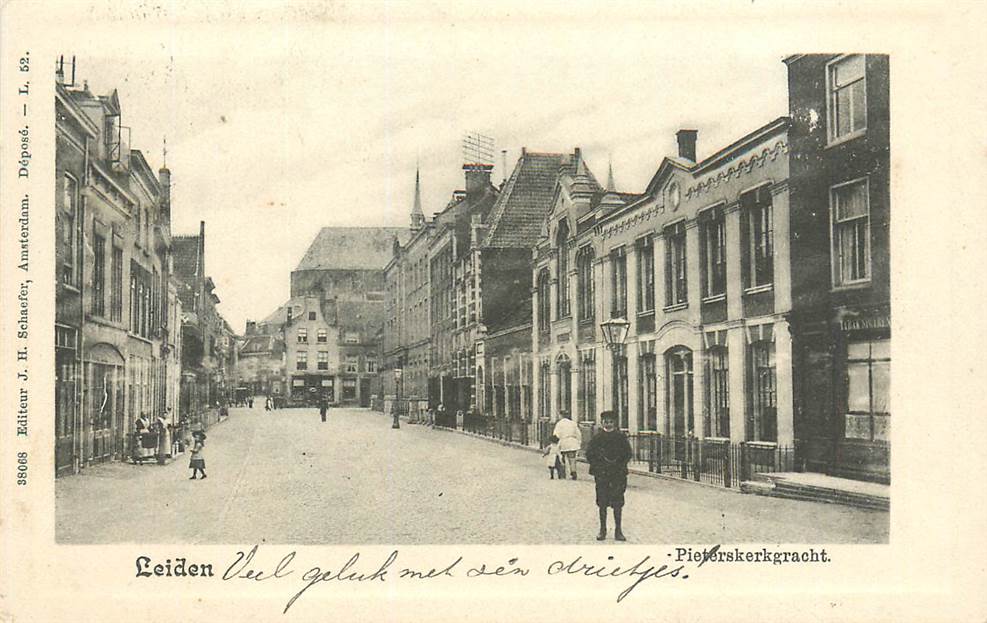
[594,474,627,508]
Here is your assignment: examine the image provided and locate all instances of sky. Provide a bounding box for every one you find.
[52,2,790,332]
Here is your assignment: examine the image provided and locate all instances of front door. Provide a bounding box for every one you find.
[796,335,836,473]
[666,348,693,461]
[89,364,115,463]
[55,349,77,475]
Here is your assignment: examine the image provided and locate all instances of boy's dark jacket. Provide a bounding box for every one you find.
[586,429,632,477]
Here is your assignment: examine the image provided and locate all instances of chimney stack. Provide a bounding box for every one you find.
[676,129,698,162]
[463,163,494,197]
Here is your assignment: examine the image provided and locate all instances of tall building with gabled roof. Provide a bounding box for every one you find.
[422,149,584,418]
[290,226,411,404]
[476,147,597,434]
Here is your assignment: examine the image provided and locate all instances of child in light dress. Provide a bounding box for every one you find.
[188,430,207,480]
[543,434,564,480]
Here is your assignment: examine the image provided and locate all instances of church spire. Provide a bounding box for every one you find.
[606,154,615,192]
[410,163,425,231]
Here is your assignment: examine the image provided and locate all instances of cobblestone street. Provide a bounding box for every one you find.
[56,404,888,544]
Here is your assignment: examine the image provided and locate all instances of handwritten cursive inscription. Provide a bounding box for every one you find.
[548,554,689,602]
[283,551,398,613]
[223,545,295,581]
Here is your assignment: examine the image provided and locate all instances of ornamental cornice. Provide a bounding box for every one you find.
[685,139,789,200]
[598,202,663,241]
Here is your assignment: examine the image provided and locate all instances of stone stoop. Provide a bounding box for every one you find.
[741,473,890,511]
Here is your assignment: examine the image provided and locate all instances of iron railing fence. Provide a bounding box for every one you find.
[434,414,800,490]
[625,433,800,489]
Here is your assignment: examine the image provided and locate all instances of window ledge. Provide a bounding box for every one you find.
[662,303,688,313]
[745,440,778,449]
[825,129,867,150]
[637,309,655,317]
[61,283,81,294]
[830,280,871,293]
[702,293,726,304]
[744,284,773,296]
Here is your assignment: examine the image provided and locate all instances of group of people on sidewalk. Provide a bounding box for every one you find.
[543,411,632,542]
[132,411,174,466]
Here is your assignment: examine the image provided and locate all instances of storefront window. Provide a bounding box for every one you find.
[845,339,890,441]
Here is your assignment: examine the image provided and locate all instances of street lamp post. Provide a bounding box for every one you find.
[600,317,630,425]
[393,367,403,429]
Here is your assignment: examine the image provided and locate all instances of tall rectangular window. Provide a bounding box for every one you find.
[749,341,777,442]
[576,247,595,322]
[537,269,551,333]
[92,234,106,317]
[701,209,726,298]
[539,360,551,419]
[828,54,867,143]
[110,247,123,322]
[578,350,596,423]
[296,351,308,370]
[831,178,871,286]
[741,187,774,289]
[61,174,79,287]
[845,339,890,442]
[705,346,730,437]
[317,329,328,343]
[638,353,657,430]
[636,237,655,313]
[317,351,329,370]
[297,328,308,343]
[664,223,687,306]
[556,222,571,318]
[610,247,627,318]
[614,355,629,429]
[130,273,138,332]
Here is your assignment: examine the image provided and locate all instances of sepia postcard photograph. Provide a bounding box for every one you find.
[1,1,985,622]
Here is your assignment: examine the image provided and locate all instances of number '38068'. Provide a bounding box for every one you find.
[16,452,27,485]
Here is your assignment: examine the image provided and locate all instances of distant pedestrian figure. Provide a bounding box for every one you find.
[265,396,272,411]
[425,407,435,428]
[248,397,254,409]
[552,412,582,480]
[586,411,632,541]
[188,431,207,480]
[155,412,172,464]
[319,395,329,422]
[542,434,564,479]
[133,414,151,465]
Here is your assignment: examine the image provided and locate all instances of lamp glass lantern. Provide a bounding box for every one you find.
[600,317,630,350]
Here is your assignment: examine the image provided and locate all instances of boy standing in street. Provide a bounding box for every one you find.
[586,411,632,541]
